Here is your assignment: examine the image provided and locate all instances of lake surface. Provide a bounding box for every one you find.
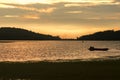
[0,40,120,62]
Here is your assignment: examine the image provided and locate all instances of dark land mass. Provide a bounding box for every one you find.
[77,30,120,40]
[0,27,61,40]
[0,60,120,80]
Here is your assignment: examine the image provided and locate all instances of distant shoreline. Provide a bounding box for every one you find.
[0,27,120,40]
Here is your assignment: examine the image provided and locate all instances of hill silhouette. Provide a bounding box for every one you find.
[0,27,61,40]
[77,30,120,40]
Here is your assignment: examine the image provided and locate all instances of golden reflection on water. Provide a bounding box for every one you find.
[0,41,120,62]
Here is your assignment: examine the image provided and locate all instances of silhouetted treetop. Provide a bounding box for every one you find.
[77,30,120,40]
[0,27,61,40]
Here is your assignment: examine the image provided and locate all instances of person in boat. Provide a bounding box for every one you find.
[89,46,95,51]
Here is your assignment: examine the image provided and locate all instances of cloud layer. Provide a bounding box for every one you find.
[0,0,120,38]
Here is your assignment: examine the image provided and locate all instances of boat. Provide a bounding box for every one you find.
[88,46,109,51]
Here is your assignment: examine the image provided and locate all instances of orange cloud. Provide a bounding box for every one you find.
[64,3,97,7]
[0,3,56,13]
[38,7,56,13]
[64,0,118,7]
[66,11,82,14]
[13,5,56,13]
[4,15,19,18]
[22,14,40,19]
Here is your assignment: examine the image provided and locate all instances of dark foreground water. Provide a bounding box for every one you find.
[0,40,120,62]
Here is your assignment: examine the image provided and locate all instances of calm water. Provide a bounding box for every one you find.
[0,40,120,62]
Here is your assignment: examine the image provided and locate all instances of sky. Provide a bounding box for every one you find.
[0,0,120,38]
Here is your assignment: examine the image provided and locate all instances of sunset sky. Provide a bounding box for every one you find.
[0,0,120,38]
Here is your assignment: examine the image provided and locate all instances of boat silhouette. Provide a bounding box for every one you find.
[89,46,109,51]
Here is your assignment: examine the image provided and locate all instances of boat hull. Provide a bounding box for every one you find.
[89,48,109,51]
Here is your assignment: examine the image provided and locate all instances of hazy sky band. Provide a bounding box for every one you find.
[0,0,115,4]
[0,0,120,38]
